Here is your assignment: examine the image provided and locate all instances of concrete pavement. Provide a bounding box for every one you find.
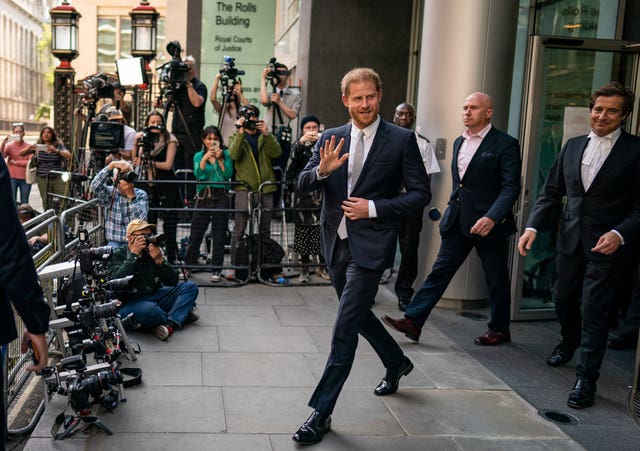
[23,280,586,451]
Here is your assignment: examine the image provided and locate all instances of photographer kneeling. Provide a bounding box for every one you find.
[108,219,199,341]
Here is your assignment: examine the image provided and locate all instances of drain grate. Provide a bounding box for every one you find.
[457,311,488,321]
[539,409,579,425]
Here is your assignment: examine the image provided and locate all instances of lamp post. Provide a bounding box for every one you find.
[49,0,80,151]
[130,1,159,129]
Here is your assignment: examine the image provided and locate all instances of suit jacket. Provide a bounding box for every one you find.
[441,126,521,239]
[298,120,431,270]
[0,158,50,345]
[527,130,640,261]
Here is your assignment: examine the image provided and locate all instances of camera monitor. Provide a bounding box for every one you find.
[89,121,125,150]
[116,57,147,86]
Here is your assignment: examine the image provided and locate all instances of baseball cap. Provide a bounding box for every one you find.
[126,219,156,236]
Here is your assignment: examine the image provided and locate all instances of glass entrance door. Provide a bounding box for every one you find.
[512,36,640,320]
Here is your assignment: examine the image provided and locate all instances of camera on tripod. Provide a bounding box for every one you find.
[237,105,260,131]
[138,125,163,151]
[265,57,290,87]
[159,40,191,86]
[42,355,123,412]
[82,73,115,103]
[219,55,245,88]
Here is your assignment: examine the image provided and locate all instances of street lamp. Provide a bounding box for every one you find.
[50,0,81,156]
[130,1,159,61]
[129,1,159,128]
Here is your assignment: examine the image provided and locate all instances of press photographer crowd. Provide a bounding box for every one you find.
[1,43,335,444]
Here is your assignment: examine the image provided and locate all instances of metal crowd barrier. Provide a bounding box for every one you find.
[3,199,104,438]
[130,175,330,288]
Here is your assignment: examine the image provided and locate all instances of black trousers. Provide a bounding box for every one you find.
[554,248,625,382]
[405,219,512,333]
[185,191,230,272]
[395,208,424,299]
[308,239,405,415]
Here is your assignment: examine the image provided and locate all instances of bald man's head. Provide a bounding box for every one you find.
[463,92,493,133]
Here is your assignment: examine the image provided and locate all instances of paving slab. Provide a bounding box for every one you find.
[217,324,318,353]
[202,352,316,387]
[382,389,568,438]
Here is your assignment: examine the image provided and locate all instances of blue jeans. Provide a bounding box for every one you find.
[12,178,31,204]
[118,282,198,329]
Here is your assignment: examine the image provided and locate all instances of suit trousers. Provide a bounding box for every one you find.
[554,249,625,382]
[308,239,405,415]
[395,208,424,299]
[405,218,512,333]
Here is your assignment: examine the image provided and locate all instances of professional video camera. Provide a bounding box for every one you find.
[265,57,290,87]
[237,105,260,131]
[137,125,163,151]
[158,40,191,86]
[82,73,115,102]
[41,356,124,439]
[219,55,245,88]
[42,356,124,412]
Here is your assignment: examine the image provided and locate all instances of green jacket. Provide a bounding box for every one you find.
[228,131,281,193]
[108,246,178,302]
[193,148,234,193]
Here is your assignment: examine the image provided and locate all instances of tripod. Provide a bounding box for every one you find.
[217,78,241,132]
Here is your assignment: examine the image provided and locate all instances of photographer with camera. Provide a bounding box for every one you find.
[132,111,181,263]
[227,104,281,279]
[98,82,132,126]
[1,157,50,445]
[168,55,207,171]
[260,59,301,211]
[105,106,136,161]
[211,70,249,143]
[90,160,148,249]
[185,126,233,282]
[285,115,328,282]
[108,219,199,341]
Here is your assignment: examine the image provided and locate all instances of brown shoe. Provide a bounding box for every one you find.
[474,330,511,346]
[381,315,421,342]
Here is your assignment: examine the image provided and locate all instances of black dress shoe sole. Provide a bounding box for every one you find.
[546,351,572,367]
[375,360,414,396]
[567,398,594,409]
[292,425,331,445]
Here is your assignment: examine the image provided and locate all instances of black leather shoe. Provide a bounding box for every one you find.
[374,356,414,396]
[608,335,638,350]
[398,296,411,312]
[546,347,573,367]
[292,411,331,445]
[567,378,596,409]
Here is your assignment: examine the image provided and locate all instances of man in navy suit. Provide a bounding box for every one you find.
[518,82,640,409]
[292,68,430,445]
[382,92,521,346]
[0,157,50,445]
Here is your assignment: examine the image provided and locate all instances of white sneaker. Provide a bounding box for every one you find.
[211,272,221,282]
[225,269,236,280]
[153,324,173,340]
[298,270,310,283]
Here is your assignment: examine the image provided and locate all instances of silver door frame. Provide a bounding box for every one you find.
[511,35,640,320]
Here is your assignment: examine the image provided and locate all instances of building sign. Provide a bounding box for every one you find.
[201,1,277,129]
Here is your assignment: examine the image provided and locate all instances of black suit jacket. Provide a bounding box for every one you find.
[441,126,521,239]
[0,158,50,345]
[298,120,431,270]
[527,130,640,261]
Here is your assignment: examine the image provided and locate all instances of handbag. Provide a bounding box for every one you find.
[25,155,37,184]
